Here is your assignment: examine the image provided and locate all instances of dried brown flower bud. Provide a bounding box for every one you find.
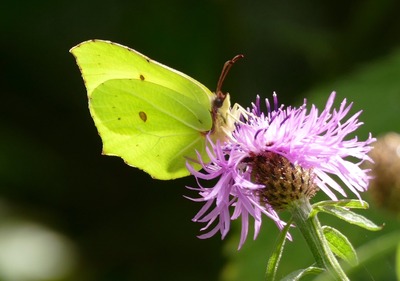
[367,132,400,214]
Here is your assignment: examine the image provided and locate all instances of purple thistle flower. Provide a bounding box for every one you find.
[186,92,375,249]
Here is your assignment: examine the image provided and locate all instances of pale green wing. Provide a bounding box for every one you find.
[91,79,210,179]
[70,40,215,179]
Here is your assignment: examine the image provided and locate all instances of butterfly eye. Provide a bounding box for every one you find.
[213,96,225,109]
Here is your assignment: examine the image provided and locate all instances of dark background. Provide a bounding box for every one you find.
[2,1,400,280]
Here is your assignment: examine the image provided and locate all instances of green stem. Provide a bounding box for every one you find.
[289,197,349,281]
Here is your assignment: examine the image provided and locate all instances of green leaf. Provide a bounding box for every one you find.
[316,205,382,231]
[265,218,293,281]
[322,226,358,266]
[281,266,324,281]
[311,200,369,218]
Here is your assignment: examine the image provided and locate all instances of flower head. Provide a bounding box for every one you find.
[187,92,375,248]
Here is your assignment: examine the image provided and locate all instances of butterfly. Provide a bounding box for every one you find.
[70,40,242,179]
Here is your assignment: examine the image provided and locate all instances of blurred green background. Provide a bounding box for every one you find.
[2,0,400,280]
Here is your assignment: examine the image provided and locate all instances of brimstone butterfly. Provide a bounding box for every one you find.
[70,40,242,180]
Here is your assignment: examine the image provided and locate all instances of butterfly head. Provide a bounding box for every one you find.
[210,54,244,142]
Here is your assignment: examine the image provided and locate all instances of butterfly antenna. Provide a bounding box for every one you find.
[214,54,244,107]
